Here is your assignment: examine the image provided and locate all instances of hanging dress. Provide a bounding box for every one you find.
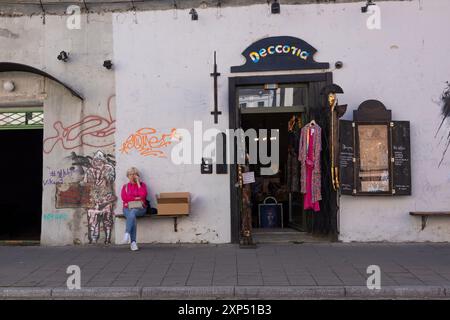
[298,124,322,212]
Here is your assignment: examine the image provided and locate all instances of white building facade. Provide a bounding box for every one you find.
[0,0,449,245]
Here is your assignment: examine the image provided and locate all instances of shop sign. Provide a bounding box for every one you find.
[231,36,329,73]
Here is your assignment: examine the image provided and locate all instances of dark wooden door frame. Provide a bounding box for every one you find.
[228,72,334,243]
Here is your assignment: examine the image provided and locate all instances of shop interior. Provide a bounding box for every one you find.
[241,112,306,232]
[237,83,318,240]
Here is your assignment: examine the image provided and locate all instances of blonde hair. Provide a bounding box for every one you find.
[126,167,140,177]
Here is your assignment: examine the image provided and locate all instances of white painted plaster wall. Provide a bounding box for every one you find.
[113,0,450,243]
[0,14,116,245]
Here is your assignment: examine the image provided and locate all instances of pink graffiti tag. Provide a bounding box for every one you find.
[43,95,116,154]
[120,128,178,157]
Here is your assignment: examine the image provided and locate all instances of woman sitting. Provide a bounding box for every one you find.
[121,167,148,251]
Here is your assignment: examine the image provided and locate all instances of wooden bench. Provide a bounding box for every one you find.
[409,212,450,230]
[115,213,188,232]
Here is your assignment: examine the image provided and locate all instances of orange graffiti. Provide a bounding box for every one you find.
[43,95,116,154]
[120,128,178,157]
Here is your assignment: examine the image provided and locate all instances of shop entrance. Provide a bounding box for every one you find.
[0,109,43,241]
[229,73,338,243]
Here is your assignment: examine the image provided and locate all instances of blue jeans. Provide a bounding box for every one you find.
[123,208,147,242]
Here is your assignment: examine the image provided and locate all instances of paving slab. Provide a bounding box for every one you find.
[1,243,450,299]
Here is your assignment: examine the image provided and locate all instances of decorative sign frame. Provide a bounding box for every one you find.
[231,36,329,73]
[339,100,412,196]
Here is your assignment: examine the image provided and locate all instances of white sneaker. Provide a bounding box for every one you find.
[122,232,130,244]
[130,241,139,251]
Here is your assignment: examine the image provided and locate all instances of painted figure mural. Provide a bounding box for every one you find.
[77,151,115,244]
[56,151,116,244]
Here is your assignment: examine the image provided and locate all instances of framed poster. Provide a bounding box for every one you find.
[357,124,390,193]
[341,100,412,196]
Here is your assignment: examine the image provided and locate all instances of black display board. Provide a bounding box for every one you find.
[391,121,412,195]
[339,100,412,197]
[339,120,355,195]
[230,36,329,73]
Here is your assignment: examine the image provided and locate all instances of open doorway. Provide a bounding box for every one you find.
[241,112,306,232]
[229,73,337,243]
[0,111,43,241]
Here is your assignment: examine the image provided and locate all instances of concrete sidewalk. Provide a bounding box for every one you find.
[1,243,450,299]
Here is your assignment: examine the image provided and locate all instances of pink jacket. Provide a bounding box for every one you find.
[121,182,148,208]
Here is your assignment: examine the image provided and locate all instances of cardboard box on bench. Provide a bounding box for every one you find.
[156,192,190,215]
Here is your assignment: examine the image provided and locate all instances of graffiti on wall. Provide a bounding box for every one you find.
[43,95,116,154]
[55,150,116,244]
[120,127,178,157]
[43,213,69,221]
[436,82,450,167]
[56,183,92,208]
[43,167,77,186]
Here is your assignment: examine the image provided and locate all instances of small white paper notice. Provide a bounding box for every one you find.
[242,171,255,184]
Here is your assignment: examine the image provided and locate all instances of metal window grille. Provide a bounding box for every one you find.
[0,110,44,130]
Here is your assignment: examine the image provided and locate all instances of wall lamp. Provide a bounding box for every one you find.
[361,0,376,13]
[271,0,280,14]
[57,51,69,62]
[103,60,113,70]
[189,8,198,20]
[3,81,15,92]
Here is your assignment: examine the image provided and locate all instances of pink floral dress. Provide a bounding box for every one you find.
[304,128,320,212]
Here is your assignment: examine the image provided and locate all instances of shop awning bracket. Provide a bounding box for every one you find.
[421,216,428,231]
[210,51,222,124]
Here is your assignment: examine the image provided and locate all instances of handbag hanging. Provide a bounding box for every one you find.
[126,184,144,209]
[128,200,143,209]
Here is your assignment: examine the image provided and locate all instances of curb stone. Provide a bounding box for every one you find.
[51,287,141,299]
[234,286,345,299]
[0,288,52,299]
[344,286,447,299]
[444,287,450,297]
[142,286,235,300]
[0,286,449,299]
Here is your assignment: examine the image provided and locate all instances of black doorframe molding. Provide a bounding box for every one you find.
[228,72,334,243]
